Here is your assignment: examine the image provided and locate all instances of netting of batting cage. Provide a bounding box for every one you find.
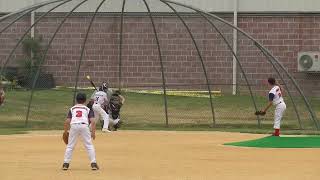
[0,0,319,132]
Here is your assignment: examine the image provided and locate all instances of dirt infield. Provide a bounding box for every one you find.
[0,131,319,180]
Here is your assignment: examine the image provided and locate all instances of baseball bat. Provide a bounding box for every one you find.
[86,75,98,91]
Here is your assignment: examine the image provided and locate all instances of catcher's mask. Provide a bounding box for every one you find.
[99,82,108,92]
[110,103,120,119]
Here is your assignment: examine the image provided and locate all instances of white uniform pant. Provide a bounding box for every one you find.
[274,102,286,129]
[92,104,120,129]
[63,123,96,163]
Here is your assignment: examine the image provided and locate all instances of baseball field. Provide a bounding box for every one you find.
[1,89,320,180]
[1,130,320,180]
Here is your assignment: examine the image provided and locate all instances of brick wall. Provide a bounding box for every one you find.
[0,16,29,68]
[237,15,320,96]
[1,13,320,96]
[35,15,233,90]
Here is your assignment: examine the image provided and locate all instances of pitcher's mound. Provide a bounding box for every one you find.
[225,136,320,148]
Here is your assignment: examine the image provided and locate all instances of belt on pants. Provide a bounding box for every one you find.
[72,122,88,125]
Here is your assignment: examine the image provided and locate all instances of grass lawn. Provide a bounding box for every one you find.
[0,88,319,135]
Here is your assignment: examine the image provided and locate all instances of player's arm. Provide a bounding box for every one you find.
[87,91,96,108]
[119,95,125,104]
[64,118,71,133]
[90,120,96,140]
[102,93,109,107]
[64,110,72,132]
[262,93,274,113]
[275,80,284,95]
[89,109,95,140]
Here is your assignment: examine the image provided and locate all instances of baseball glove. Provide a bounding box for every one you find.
[62,131,69,145]
[255,111,266,116]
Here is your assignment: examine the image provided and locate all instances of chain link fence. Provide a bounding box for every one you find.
[0,83,319,133]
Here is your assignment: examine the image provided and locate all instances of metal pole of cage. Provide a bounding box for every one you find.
[118,0,126,91]
[0,0,73,77]
[160,0,216,126]
[25,0,89,126]
[163,0,319,130]
[193,12,262,127]
[142,0,169,127]
[73,0,108,105]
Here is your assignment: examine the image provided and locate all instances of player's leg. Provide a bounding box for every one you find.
[113,118,122,131]
[113,118,120,124]
[101,111,111,132]
[63,124,80,164]
[273,103,286,136]
[92,104,101,124]
[79,124,99,170]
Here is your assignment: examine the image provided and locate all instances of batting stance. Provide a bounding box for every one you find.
[90,82,114,132]
[62,92,99,170]
[261,77,286,136]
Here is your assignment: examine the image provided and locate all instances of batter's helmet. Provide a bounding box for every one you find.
[99,82,108,92]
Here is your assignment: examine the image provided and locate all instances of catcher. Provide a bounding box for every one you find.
[256,77,286,136]
[105,90,125,131]
[0,83,5,106]
[62,92,99,170]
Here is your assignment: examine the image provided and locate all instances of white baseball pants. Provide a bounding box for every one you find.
[63,123,96,163]
[92,104,120,129]
[92,104,110,129]
[274,102,286,129]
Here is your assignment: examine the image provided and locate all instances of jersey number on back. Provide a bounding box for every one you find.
[76,111,83,117]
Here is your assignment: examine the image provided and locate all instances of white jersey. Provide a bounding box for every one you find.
[269,85,284,105]
[67,104,93,125]
[91,91,108,106]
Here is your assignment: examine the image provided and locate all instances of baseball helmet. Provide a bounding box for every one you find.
[99,82,108,92]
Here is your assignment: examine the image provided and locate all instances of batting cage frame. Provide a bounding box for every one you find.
[0,0,318,130]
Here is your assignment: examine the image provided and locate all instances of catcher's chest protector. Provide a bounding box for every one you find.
[110,95,122,107]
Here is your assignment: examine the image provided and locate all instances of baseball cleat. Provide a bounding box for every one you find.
[62,163,69,170]
[102,128,111,133]
[91,163,99,170]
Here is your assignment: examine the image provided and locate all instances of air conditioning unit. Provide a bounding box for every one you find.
[298,52,320,72]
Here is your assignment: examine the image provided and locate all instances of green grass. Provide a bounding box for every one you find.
[0,128,28,135]
[225,136,320,148]
[0,88,319,135]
